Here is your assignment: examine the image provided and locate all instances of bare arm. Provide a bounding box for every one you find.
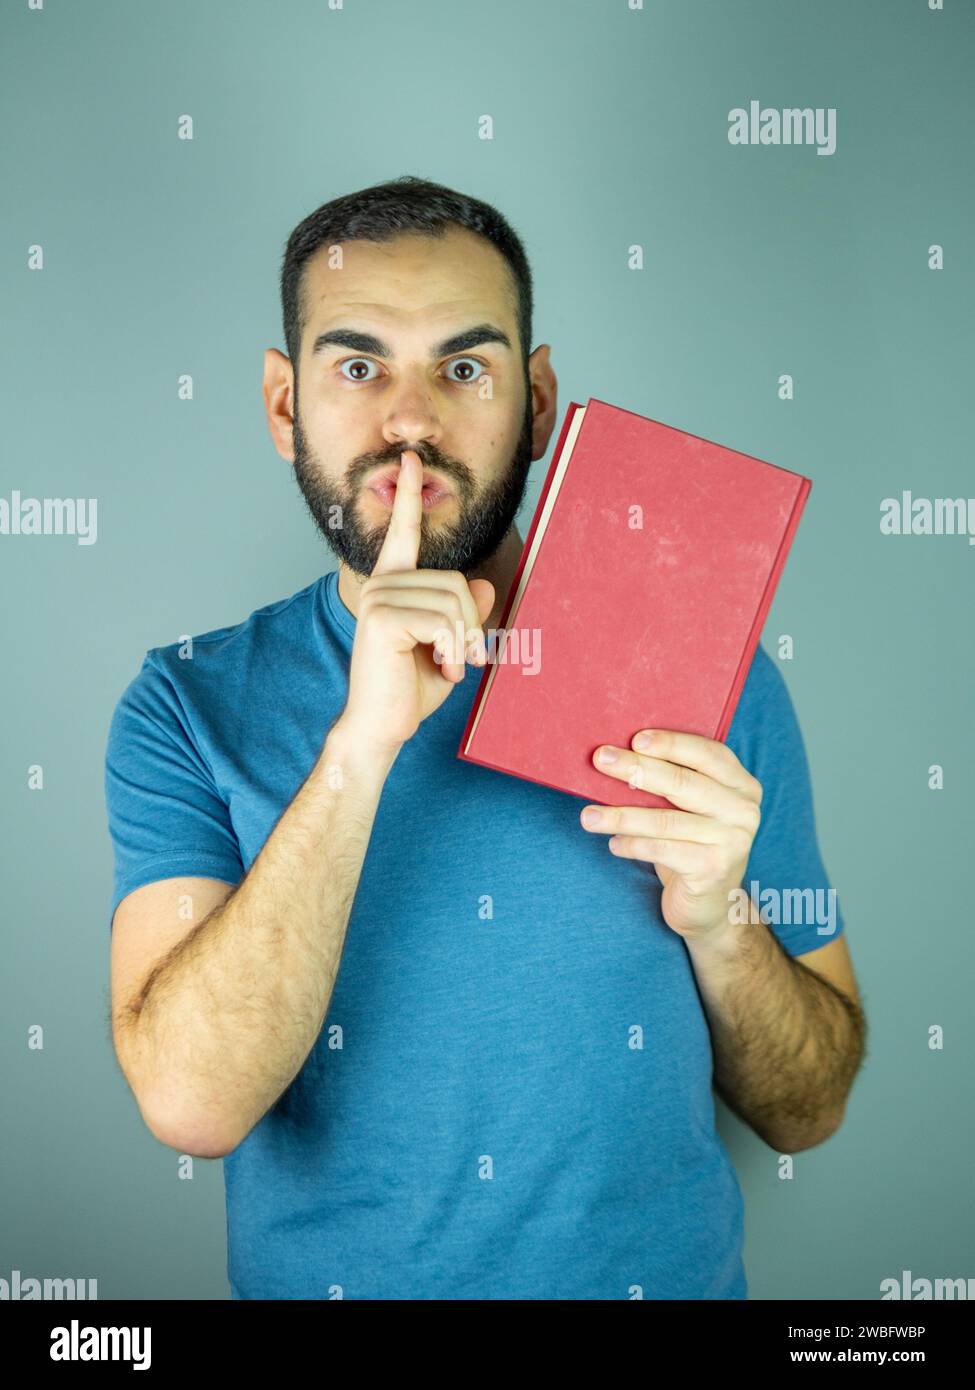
[111,451,493,1160]
[112,718,396,1158]
[686,921,865,1151]
[579,726,864,1152]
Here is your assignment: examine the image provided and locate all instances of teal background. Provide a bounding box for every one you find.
[1,0,972,1300]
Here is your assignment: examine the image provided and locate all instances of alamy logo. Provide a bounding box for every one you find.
[1,1268,97,1299]
[0,490,97,545]
[50,1320,151,1371]
[728,101,836,156]
[880,492,975,545]
[881,1270,974,1300]
[432,618,542,676]
[728,882,838,937]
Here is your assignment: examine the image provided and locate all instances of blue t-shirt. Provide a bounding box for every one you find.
[104,569,844,1301]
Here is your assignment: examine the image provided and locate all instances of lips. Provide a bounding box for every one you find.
[367,464,453,509]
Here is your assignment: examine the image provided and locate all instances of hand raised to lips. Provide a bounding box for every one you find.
[337,449,494,756]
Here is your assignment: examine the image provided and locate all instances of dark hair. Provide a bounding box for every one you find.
[280,175,534,381]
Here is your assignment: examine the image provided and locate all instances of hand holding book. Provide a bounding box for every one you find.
[581,726,763,942]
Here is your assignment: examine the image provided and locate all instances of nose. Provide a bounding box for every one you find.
[380,372,444,454]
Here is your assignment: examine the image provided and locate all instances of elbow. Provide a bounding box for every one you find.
[146,1109,241,1160]
[113,1023,245,1158]
[139,1092,244,1160]
[763,1104,847,1154]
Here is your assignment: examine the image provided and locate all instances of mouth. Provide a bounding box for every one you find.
[366,465,454,510]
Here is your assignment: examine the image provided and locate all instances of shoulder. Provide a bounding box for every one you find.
[727,641,797,733]
[107,575,325,743]
[156,574,322,670]
[735,640,788,710]
[725,643,808,789]
[129,575,323,696]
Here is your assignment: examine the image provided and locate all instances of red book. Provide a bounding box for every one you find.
[456,398,811,808]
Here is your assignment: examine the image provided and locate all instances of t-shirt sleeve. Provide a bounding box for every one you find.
[724,645,845,957]
[104,652,245,927]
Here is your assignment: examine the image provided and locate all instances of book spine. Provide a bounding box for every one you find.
[495,400,582,632]
[713,477,812,743]
[457,402,583,757]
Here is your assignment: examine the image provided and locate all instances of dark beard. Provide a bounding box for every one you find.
[291,387,535,577]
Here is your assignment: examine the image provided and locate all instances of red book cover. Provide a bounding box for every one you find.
[456,398,811,808]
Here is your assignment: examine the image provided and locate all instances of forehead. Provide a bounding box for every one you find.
[301,226,518,335]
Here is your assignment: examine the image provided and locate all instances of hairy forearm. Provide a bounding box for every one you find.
[117,717,396,1156]
[686,910,866,1152]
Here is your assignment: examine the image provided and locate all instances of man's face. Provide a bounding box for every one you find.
[289,228,536,576]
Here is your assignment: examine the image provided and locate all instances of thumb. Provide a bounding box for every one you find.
[468,578,495,625]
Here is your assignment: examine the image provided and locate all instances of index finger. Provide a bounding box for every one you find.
[371,449,423,576]
[629,729,762,800]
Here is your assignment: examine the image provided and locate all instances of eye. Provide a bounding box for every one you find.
[338,358,382,382]
[337,355,487,384]
[443,357,486,384]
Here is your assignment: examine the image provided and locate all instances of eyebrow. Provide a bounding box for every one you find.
[310,322,514,360]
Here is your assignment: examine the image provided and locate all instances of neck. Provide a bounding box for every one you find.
[337,524,524,631]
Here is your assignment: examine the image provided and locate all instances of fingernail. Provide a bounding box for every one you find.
[634,731,653,751]
[596,746,618,764]
[582,807,603,828]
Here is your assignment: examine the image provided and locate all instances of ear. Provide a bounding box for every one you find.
[263,348,296,462]
[526,343,558,462]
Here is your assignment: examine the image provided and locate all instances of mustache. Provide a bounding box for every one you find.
[347,445,476,495]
